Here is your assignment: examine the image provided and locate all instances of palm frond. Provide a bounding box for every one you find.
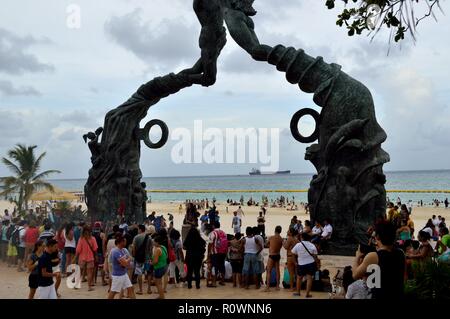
[32,169,61,181]
[1,158,22,176]
[33,151,47,175]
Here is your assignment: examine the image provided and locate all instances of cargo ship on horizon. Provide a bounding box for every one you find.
[249,168,291,175]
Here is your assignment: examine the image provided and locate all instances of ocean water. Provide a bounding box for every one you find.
[47,170,450,204]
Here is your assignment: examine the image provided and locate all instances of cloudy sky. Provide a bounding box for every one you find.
[0,0,449,179]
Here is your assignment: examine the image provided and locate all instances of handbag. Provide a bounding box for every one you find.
[85,237,99,264]
[300,241,321,269]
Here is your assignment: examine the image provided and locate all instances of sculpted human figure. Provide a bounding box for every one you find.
[182,0,227,86]
[221,0,271,61]
[184,0,270,84]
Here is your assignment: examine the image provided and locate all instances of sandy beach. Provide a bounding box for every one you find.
[0,200,448,299]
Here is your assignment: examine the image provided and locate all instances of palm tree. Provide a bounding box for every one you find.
[0,144,61,213]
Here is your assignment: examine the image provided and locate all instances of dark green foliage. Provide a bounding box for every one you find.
[405,260,450,299]
[326,0,442,43]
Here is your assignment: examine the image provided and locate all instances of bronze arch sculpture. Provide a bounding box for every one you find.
[84,0,389,255]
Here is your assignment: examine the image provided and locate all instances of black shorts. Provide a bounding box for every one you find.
[29,274,39,289]
[17,247,25,259]
[211,253,226,275]
[230,260,243,273]
[269,255,281,262]
[64,247,76,255]
[297,262,316,277]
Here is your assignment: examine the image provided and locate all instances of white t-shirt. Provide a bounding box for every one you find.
[312,226,322,235]
[64,230,76,248]
[322,224,333,238]
[236,208,244,218]
[244,236,259,254]
[346,280,372,299]
[19,227,27,248]
[291,241,317,266]
[422,227,433,237]
[432,218,440,227]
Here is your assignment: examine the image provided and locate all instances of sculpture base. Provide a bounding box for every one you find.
[321,241,359,256]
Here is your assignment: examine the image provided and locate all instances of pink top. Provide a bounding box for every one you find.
[76,237,98,262]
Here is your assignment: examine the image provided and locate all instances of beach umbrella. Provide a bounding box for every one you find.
[31,187,78,201]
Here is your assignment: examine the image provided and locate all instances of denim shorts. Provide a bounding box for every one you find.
[242,253,262,275]
[154,265,168,279]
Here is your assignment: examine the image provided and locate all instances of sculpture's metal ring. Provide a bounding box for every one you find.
[290,108,320,143]
[141,119,169,149]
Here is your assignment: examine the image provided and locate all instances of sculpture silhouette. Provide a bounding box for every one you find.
[85,0,389,254]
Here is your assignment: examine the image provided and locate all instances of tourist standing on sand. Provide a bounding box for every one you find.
[283,228,299,291]
[1,220,9,262]
[6,220,19,267]
[27,240,44,299]
[232,211,241,234]
[253,226,265,287]
[152,235,169,299]
[39,223,55,242]
[92,222,107,286]
[24,221,39,270]
[2,209,11,222]
[63,223,76,274]
[236,206,244,218]
[184,226,206,289]
[228,232,244,288]
[353,221,405,299]
[208,221,228,287]
[17,220,27,272]
[445,198,449,209]
[257,212,266,238]
[132,224,152,295]
[168,229,185,287]
[291,232,318,298]
[108,234,135,299]
[265,226,283,292]
[76,225,98,291]
[242,227,263,289]
[37,239,59,299]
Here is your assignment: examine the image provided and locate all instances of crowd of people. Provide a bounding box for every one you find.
[331,200,450,299]
[1,195,449,300]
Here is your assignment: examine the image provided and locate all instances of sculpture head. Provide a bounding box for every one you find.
[229,0,257,16]
[83,132,97,143]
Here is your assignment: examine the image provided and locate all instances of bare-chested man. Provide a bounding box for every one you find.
[264,226,283,292]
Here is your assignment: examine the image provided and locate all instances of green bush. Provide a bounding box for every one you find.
[405,260,450,299]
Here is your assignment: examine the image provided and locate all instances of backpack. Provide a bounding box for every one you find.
[213,230,228,254]
[11,227,22,247]
[6,225,15,241]
[135,234,149,264]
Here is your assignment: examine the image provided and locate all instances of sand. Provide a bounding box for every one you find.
[0,200,448,299]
